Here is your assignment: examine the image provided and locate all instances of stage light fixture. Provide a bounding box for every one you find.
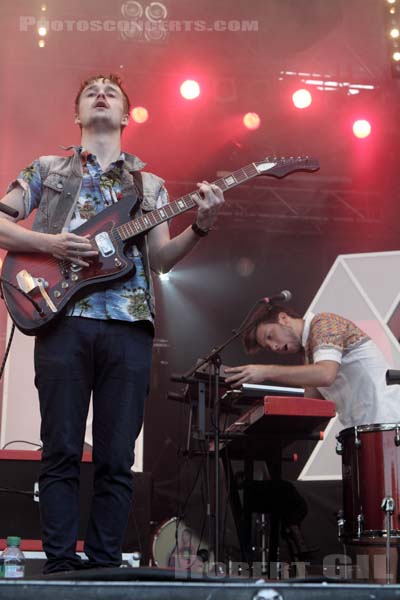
[390,27,400,38]
[388,0,396,5]
[292,88,312,109]
[41,4,47,11]
[180,80,200,100]
[38,26,47,36]
[159,272,170,281]
[243,112,261,130]
[131,106,149,124]
[38,39,46,48]
[393,51,400,60]
[353,119,371,139]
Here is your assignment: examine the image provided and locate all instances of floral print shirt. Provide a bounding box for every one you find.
[9,149,169,324]
[304,312,370,365]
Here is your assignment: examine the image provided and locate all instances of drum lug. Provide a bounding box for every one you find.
[337,509,345,538]
[354,427,362,448]
[395,426,400,447]
[357,513,364,537]
[381,496,395,515]
[335,440,343,455]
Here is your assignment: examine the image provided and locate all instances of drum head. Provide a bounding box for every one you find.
[152,517,212,571]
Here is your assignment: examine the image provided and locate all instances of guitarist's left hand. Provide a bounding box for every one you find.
[147,180,224,274]
[194,181,224,230]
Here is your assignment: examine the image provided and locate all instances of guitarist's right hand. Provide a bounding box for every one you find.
[48,232,99,268]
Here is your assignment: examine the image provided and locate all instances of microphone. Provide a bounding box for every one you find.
[386,369,400,386]
[261,290,292,304]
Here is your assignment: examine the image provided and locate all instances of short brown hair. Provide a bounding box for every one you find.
[74,73,131,127]
[242,304,301,354]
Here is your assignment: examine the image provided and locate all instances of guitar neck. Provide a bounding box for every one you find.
[116,162,260,242]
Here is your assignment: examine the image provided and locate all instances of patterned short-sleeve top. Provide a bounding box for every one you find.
[305,312,370,365]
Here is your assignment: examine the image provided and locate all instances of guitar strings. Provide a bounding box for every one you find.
[12,162,284,280]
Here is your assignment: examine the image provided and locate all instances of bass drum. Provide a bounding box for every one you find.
[151,517,212,571]
[337,423,400,539]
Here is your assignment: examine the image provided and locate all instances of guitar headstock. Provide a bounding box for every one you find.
[254,156,320,178]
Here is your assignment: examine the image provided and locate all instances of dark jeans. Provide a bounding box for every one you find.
[34,317,153,574]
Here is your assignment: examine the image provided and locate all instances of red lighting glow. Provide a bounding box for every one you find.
[180,80,201,100]
[352,119,372,139]
[131,107,149,124]
[243,112,261,130]
[292,89,312,109]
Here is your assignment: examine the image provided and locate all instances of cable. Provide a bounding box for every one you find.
[1,440,42,450]
[0,276,45,317]
[0,487,35,497]
[0,321,15,382]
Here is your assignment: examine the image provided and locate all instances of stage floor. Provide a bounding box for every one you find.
[0,577,400,600]
[1,567,400,600]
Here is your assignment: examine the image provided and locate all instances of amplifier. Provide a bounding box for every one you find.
[0,451,152,562]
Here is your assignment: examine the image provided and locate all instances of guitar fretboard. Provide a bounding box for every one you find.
[116,163,260,241]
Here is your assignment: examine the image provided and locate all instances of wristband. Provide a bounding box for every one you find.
[191,222,210,237]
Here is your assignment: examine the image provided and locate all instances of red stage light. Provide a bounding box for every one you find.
[353,119,371,139]
[180,80,201,100]
[243,112,261,130]
[131,107,149,124]
[292,89,312,109]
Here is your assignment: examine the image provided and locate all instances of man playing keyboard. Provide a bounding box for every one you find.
[225,304,400,428]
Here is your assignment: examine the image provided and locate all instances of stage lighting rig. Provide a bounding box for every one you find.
[279,71,376,95]
[385,0,400,76]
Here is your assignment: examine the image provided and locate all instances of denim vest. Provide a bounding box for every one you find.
[31,147,165,316]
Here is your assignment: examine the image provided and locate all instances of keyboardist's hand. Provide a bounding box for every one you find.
[225,364,270,386]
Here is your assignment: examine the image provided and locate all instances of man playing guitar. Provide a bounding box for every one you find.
[0,73,224,573]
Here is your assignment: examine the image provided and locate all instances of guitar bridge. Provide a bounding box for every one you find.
[16,269,57,313]
[16,269,45,294]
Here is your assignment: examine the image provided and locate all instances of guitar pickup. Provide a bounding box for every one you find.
[16,269,47,294]
[95,232,115,257]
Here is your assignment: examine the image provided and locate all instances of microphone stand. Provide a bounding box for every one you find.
[183,302,268,572]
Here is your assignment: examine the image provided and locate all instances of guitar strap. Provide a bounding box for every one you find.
[131,170,144,203]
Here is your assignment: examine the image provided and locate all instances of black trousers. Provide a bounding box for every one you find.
[34,317,153,574]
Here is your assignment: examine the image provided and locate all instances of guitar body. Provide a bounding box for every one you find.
[1,155,320,335]
[1,196,138,335]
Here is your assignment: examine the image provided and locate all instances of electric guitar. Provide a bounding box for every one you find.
[1,156,319,335]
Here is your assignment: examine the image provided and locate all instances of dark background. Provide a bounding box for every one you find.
[0,0,399,560]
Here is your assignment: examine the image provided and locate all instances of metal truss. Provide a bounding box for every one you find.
[167,179,384,235]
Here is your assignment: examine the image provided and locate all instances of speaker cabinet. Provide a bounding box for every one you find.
[0,451,152,562]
